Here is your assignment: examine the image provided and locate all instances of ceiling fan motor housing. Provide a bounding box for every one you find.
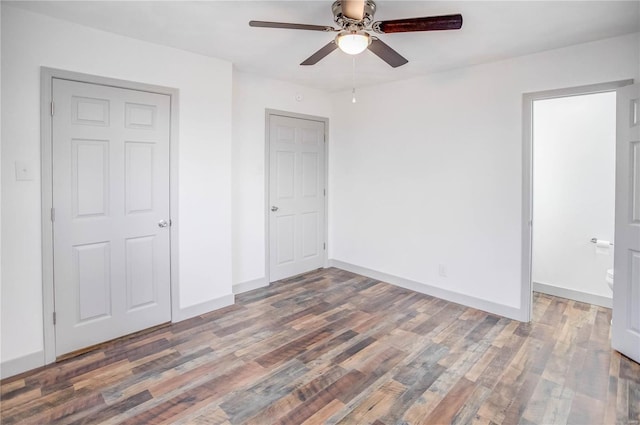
[332,0,377,30]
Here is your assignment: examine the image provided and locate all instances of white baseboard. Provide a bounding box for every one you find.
[1,295,235,379]
[533,282,612,308]
[329,260,524,321]
[173,293,235,322]
[233,277,268,294]
[1,350,44,380]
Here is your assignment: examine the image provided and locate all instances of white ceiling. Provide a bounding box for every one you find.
[7,1,640,92]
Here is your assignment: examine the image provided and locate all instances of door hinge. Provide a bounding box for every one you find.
[51,207,55,222]
[323,242,326,250]
[324,189,326,197]
[51,101,55,116]
[53,312,57,325]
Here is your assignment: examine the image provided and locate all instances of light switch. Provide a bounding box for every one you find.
[15,161,34,181]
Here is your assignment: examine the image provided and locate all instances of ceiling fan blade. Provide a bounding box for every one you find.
[372,14,463,34]
[342,0,365,20]
[368,37,408,68]
[301,41,339,66]
[249,20,337,32]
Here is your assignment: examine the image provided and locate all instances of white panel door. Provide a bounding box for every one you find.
[52,78,171,356]
[612,83,640,363]
[269,114,326,281]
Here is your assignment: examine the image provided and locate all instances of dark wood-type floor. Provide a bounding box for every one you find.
[1,267,638,424]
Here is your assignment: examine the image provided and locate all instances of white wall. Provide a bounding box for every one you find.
[533,92,616,301]
[1,5,233,370]
[329,33,639,319]
[0,3,3,363]
[232,71,332,288]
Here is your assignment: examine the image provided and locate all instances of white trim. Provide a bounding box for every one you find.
[521,79,633,325]
[233,277,268,294]
[1,351,45,380]
[173,294,235,322]
[168,83,181,332]
[264,109,329,283]
[329,260,524,321]
[40,69,55,364]
[533,281,612,308]
[521,93,533,323]
[40,67,180,365]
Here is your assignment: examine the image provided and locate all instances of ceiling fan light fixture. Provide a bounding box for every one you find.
[335,31,371,55]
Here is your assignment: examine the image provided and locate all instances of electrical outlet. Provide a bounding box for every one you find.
[438,264,447,277]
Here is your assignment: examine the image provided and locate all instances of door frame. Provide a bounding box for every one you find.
[40,67,180,364]
[521,79,633,322]
[264,109,329,283]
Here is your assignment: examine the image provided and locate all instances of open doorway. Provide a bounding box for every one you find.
[532,91,616,307]
[522,80,633,321]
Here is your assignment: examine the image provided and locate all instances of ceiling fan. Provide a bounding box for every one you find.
[249,0,463,68]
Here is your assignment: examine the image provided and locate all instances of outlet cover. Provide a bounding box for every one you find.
[438,264,447,277]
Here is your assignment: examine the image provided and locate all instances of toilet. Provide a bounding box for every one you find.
[606,269,614,292]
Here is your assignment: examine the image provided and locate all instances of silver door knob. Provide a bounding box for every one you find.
[158,220,168,228]
[271,206,279,212]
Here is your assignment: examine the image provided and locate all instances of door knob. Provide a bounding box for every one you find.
[158,220,169,228]
[271,206,279,212]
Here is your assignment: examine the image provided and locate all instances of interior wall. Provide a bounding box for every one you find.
[329,33,639,318]
[1,5,233,367]
[532,92,616,301]
[232,71,332,288]
[0,3,3,362]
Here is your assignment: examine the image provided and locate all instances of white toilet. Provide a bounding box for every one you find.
[606,269,614,292]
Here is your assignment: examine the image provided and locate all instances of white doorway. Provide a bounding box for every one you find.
[41,69,179,361]
[532,91,616,307]
[266,111,328,282]
[521,80,632,322]
[524,80,640,364]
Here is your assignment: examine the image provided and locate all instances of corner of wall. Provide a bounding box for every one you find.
[173,293,235,323]
[328,259,525,321]
[0,350,44,380]
[232,277,268,294]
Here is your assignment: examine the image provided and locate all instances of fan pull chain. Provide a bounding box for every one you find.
[351,57,357,104]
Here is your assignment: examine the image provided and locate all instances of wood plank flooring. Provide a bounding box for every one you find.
[1,267,638,424]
